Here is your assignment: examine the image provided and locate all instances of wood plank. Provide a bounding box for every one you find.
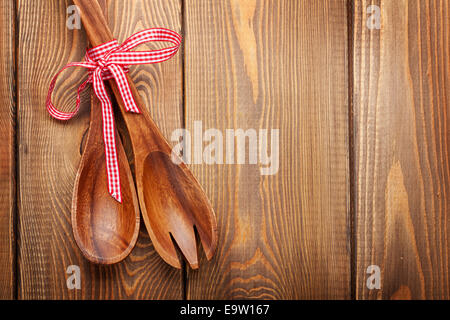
[185,0,350,299]
[18,0,182,299]
[354,0,449,299]
[0,0,16,299]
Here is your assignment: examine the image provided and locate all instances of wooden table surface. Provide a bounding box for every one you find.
[0,0,448,300]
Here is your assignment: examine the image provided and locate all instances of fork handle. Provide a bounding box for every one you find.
[73,0,113,46]
[73,0,172,155]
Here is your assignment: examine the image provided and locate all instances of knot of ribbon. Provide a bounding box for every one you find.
[46,28,181,202]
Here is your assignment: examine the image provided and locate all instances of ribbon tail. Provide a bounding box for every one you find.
[92,70,122,203]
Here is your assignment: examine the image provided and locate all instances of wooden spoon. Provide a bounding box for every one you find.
[74,0,218,269]
[72,92,140,264]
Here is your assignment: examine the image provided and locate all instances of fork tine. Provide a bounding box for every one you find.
[170,224,198,269]
[195,224,218,261]
[148,230,182,269]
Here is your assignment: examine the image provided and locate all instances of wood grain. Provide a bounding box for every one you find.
[354,0,449,299]
[11,0,448,300]
[17,0,182,299]
[0,0,16,299]
[185,0,351,299]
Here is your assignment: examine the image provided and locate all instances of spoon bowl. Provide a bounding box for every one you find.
[72,93,140,264]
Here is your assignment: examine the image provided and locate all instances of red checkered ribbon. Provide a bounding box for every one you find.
[46,28,181,202]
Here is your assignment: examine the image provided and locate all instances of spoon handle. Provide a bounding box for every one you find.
[73,0,172,155]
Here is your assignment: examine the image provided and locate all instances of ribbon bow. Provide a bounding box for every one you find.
[46,28,181,202]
